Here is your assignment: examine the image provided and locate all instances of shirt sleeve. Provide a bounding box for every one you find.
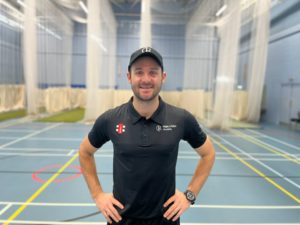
[88,111,110,148]
[182,110,207,148]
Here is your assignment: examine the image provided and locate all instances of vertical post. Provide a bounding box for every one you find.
[23,0,38,114]
[140,0,152,47]
[84,0,102,121]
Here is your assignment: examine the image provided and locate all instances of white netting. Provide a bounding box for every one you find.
[19,0,74,114]
[0,0,271,127]
[246,0,271,122]
[209,0,242,129]
[36,0,74,113]
[84,0,117,121]
[182,0,242,129]
[0,0,24,112]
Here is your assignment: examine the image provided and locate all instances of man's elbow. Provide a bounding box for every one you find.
[209,147,216,163]
[79,138,94,158]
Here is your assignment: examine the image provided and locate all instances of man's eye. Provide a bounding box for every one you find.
[150,71,158,76]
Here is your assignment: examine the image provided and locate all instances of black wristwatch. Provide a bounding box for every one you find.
[184,190,196,205]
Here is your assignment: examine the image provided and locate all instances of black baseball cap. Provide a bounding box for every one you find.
[128,47,164,71]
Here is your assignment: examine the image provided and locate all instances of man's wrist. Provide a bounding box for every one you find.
[92,189,104,200]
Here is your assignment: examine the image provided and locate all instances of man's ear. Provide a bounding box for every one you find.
[162,72,167,83]
[127,72,131,83]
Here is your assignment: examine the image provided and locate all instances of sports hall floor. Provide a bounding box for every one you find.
[0,118,299,224]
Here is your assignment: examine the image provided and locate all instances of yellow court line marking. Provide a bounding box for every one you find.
[211,137,300,204]
[231,129,300,165]
[3,153,79,225]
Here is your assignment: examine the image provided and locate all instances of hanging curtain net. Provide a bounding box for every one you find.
[0,1,24,113]
[35,0,74,113]
[182,0,242,129]
[246,0,271,122]
[0,0,270,127]
[84,0,117,121]
[182,0,270,129]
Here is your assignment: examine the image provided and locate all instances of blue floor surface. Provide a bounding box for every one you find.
[0,121,299,224]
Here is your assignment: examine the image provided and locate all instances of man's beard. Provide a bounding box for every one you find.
[131,83,162,102]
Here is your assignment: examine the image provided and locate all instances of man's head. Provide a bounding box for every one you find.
[127,47,166,102]
[128,47,164,72]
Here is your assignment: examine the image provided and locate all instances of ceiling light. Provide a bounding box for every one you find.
[79,1,88,14]
[216,4,227,17]
[17,0,27,8]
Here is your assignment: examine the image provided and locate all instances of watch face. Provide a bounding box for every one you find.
[184,190,196,205]
[185,190,196,202]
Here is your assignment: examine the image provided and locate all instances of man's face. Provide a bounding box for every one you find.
[127,56,166,102]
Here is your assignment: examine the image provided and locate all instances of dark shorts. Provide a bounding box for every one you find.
[109,217,180,225]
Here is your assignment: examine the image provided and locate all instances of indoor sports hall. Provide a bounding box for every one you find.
[0,0,300,224]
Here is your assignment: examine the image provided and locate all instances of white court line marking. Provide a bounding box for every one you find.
[0,137,20,140]
[0,123,61,150]
[208,130,300,189]
[0,220,107,225]
[247,129,300,151]
[0,221,299,225]
[0,204,12,216]
[67,150,75,156]
[0,137,81,141]
[0,151,298,161]
[235,130,300,160]
[1,201,300,209]
[0,153,69,157]
[30,137,82,141]
[0,153,111,157]
[216,152,300,156]
[3,147,72,152]
[166,151,294,158]
[0,129,36,133]
[216,134,263,138]
[2,147,112,152]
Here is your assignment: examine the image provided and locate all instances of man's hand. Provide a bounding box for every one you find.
[94,192,124,224]
[163,190,191,221]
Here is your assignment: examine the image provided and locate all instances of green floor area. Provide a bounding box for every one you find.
[230,119,260,128]
[0,109,27,122]
[37,108,85,123]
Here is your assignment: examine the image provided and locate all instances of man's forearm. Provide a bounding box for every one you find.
[79,149,103,199]
[187,153,215,196]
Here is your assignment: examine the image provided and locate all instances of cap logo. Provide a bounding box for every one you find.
[142,47,152,53]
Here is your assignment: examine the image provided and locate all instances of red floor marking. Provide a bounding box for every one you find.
[32,164,82,183]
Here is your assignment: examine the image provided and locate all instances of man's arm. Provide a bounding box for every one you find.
[163,136,215,221]
[187,136,215,196]
[79,137,124,224]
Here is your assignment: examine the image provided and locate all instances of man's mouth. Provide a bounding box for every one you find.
[140,86,153,89]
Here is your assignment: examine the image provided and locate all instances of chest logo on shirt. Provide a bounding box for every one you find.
[116,123,126,134]
[156,124,177,132]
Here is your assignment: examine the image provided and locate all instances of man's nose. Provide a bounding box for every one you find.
[141,74,151,82]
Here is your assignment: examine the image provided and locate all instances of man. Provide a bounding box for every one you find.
[79,47,215,225]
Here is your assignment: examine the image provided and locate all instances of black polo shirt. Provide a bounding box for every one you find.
[88,97,207,219]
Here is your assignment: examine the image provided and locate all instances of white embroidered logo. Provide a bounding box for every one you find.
[142,47,152,53]
[156,125,162,132]
[156,124,177,132]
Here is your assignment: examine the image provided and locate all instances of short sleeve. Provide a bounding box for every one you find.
[88,112,110,148]
[183,110,207,148]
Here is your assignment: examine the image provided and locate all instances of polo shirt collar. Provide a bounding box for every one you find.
[128,96,165,125]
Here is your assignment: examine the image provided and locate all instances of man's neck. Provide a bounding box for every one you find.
[132,96,160,119]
